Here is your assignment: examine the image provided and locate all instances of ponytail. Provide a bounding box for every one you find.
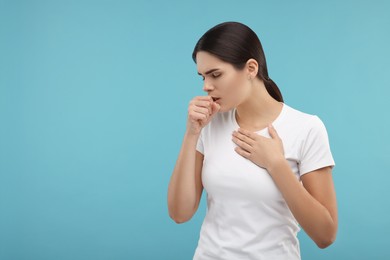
[263,77,284,102]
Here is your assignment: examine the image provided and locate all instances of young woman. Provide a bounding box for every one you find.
[167,22,337,260]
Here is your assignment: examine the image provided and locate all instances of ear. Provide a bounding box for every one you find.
[245,58,258,79]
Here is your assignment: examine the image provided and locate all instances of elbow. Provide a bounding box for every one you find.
[316,240,333,249]
[168,205,194,224]
[314,217,338,249]
[171,217,190,224]
[315,233,337,249]
[169,212,192,224]
[167,196,197,224]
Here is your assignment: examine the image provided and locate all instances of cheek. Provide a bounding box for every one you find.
[216,76,246,110]
[224,76,246,100]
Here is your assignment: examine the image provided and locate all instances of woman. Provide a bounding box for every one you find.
[167,22,337,260]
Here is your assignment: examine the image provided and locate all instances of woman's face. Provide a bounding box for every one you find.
[196,51,251,113]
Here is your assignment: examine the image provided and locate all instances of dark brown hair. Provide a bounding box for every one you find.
[192,22,283,102]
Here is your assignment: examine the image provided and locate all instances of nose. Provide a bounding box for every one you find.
[203,81,215,93]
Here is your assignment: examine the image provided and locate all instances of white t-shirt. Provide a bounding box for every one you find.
[193,103,335,260]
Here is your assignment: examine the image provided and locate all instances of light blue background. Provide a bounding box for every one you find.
[1,0,389,259]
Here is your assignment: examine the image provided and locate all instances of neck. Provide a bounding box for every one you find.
[235,80,283,130]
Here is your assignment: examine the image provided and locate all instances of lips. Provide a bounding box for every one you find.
[211,97,221,102]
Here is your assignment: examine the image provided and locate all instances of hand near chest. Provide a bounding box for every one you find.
[232,125,285,170]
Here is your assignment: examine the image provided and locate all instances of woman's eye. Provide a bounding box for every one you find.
[200,73,220,81]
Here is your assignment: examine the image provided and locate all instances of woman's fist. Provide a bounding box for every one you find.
[187,96,220,135]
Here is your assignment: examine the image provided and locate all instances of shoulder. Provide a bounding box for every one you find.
[282,104,326,131]
[276,104,331,145]
[282,105,335,174]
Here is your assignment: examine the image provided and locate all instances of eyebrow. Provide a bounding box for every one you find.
[197,68,220,76]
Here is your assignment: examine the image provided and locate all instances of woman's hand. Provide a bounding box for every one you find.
[186,96,220,136]
[232,125,285,170]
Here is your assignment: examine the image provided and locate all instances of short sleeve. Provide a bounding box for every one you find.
[196,130,204,155]
[299,116,335,176]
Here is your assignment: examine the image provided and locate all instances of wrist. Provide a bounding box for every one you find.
[184,130,200,140]
[267,156,288,175]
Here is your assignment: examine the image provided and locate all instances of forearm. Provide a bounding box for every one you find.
[167,131,200,222]
[268,159,337,248]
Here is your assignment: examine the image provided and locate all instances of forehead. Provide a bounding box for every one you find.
[196,51,231,73]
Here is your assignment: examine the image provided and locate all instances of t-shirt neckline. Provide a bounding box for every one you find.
[232,102,286,133]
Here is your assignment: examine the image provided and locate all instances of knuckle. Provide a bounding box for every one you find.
[188,112,195,119]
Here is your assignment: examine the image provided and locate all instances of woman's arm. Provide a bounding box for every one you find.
[167,132,204,224]
[232,125,338,248]
[268,162,338,248]
[168,96,220,223]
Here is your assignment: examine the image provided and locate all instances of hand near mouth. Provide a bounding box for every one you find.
[186,96,221,135]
